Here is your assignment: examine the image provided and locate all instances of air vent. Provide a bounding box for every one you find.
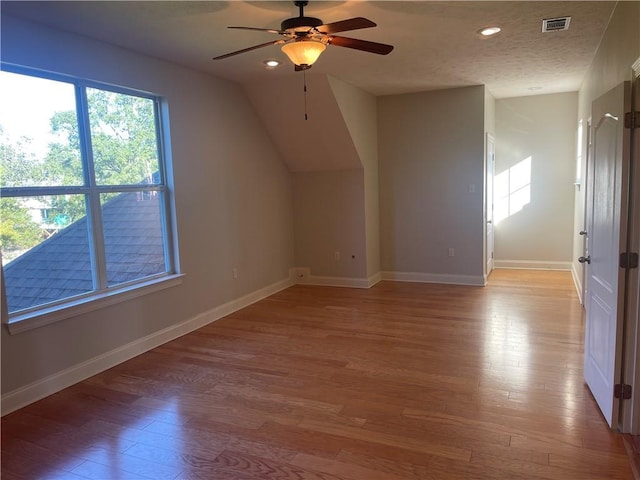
[542,16,571,32]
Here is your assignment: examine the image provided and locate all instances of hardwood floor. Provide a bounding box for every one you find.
[623,434,640,478]
[1,270,634,479]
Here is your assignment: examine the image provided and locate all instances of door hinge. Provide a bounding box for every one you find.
[620,252,639,269]
[614,383,632,400]
[625,111,640,129]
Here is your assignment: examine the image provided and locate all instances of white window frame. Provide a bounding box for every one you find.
[1,64,182,334]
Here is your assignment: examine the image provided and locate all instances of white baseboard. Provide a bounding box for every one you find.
[1,276,293,416]
[290,267,381,289]
[571,263,584,304]
[494,260,572,271]
[367,272,382,288]
[304,276,370,288]
[380,271,486,286]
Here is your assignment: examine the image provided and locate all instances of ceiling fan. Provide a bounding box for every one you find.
[213,0,394,71]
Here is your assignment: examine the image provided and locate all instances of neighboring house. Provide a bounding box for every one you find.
[22,197,50,225]
[4,190,164,312]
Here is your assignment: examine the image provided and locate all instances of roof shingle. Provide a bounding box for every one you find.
[5,190,166,313]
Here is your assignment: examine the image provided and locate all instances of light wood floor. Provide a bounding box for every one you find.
[1,270,634,479]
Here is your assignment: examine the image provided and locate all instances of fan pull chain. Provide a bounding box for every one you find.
[303,69,308,121]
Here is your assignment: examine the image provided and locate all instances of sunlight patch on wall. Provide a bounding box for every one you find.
[494,156,531,224]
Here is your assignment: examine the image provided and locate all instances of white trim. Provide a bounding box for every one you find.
[0,276,293,416]
[494,260,572,271]
[290,268,382,289]
[367,272,382,288]
[300,274,372,289]
[6,274,185,335]
[571,263,584,305]
[380,271,486,286]
[625,68,640,434]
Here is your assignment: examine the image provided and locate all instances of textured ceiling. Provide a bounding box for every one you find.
[1,1,616,98]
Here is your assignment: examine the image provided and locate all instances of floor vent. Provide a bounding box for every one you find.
[542,16,571,32]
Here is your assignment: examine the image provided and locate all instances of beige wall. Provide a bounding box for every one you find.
[292,170,367,279]
[1,16,294,394]
[245,75,377,283]
[378,86,485,283]
[494,92,577,268]
[328,76,380,278]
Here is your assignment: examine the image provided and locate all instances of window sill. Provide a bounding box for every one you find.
[5,274,184,335]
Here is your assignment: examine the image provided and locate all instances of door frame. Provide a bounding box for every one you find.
[625,58,640,434]
[485,133,495,280]
[581,118,592,305]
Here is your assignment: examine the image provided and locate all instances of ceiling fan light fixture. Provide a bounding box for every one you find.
[281,39,326,67]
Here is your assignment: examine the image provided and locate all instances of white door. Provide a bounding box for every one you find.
[584,82,631,428]
[486,133,495,276]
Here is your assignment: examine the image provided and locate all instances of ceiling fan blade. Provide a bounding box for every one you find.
[316,17,376,34]
[327,35,394,55]
[228,26,283,35]
[213,40,284,60]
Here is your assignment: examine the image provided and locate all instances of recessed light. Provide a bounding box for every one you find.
[479,26,501,37]
[264,60,280,68]
[528,86,543,91]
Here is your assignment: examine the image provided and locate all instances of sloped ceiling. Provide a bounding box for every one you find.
[243,74,361,172]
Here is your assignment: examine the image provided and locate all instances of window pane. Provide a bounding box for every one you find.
[0,71,83,187]
[1,195,93,313]
[88,88,160,186]
[101,190,167,287]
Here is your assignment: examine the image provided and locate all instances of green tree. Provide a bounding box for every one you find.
[47,89,158,187]
[0,198,41,257]
[42,89,159,223]
[0,128,44,261]
[0,126,45,187]
[87,88,158,185]
[47,109,83,186]
[0,87,159,260]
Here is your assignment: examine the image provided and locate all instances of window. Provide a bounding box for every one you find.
[0,66,178,326]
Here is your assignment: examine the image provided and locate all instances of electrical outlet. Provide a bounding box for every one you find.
[290,267,309,280]
[233,267,238,279]
[448,248,455,257]
[334,251,341,261]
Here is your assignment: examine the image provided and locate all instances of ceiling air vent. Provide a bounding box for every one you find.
[542,16,571,32]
